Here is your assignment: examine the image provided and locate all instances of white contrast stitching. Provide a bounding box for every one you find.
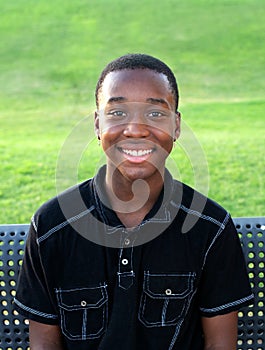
[200,293,254,313]
[170,201,226,229]
[82,309,87,340]
[138,271,195,328]
[31,215,37,232]
[168,322,183,350]
[168,288,198,349]
[37,206,95,243]
[144,271,195,298]
[144,206,171,223]
[162,299,169,326]
[56,284,108,340]
[14,298,57,319]
[202,212,230,269]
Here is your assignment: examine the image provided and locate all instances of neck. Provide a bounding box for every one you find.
[104,166,165,227]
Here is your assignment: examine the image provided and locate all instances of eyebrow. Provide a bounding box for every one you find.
[146,98,169,108]
[107,96,128,104]
[106,96,170,108]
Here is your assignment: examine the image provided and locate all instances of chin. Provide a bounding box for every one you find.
[118,164,162,182]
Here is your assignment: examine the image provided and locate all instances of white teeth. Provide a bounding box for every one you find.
[122,149,152,156]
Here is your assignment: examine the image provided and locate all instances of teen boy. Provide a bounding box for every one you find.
[15,54,253,349]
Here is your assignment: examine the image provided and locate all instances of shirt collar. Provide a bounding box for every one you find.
[92,165,176,232]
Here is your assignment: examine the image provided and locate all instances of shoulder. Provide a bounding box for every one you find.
[171,180,231,234]
[32,178,95,240]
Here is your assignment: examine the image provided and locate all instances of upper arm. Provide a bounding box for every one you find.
[29,320,65,350]
[202,311,238,350]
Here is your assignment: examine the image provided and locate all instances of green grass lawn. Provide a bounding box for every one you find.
[0,0,264,223]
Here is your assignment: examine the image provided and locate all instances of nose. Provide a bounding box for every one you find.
[123,115,150,138]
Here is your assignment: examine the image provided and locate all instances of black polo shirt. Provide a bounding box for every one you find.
[14,166,253,349]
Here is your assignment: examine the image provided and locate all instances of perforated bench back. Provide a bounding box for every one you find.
[234,217,265,350]
[0,225,30,350]
[0,218,264,349]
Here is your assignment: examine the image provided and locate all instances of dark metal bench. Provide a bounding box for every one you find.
[0,218,264,349]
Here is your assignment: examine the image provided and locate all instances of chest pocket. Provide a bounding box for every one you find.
[138,271,195,328]
[56,284,108,341]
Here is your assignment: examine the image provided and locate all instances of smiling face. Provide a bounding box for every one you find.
[95,69,180,183]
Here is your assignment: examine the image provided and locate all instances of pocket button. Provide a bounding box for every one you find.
[81,300,87,307]
[165,288,172,295]
[122,258,129,265]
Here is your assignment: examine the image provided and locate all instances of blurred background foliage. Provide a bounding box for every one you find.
[0,0,264,223]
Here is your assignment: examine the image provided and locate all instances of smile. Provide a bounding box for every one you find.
[121,149,153,157]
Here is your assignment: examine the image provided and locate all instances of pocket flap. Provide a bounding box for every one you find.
[144,272,195,299]
[56,285,108,311]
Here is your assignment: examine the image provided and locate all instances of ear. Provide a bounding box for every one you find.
[174,111,181,141]
[94,111,100,139]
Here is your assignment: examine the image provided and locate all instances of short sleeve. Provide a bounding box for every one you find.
[14,223,59,324]
[199,216,254,317]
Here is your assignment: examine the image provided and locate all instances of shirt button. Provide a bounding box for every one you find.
[124,238,130,246]
[81,300,87,307]
[121,258,129,265]
[165,289,172,295]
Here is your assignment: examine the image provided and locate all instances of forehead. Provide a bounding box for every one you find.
[98,69,175,108]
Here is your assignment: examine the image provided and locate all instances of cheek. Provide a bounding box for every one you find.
[152,126,175,143]
[151,118,176,136]
[100,126,123,153]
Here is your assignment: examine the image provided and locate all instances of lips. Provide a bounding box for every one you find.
[117,145,155,163]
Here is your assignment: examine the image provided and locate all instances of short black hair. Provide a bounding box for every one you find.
[95,53,179,111]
